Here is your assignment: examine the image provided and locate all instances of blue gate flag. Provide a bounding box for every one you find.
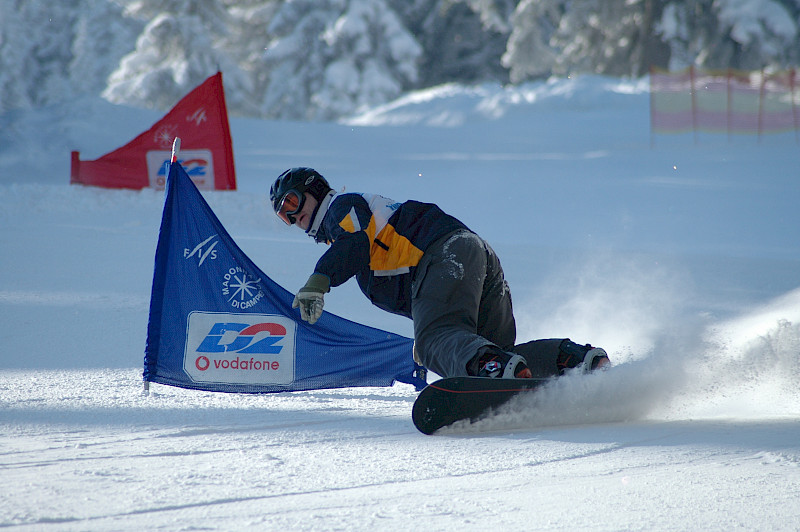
[144,161,425,393]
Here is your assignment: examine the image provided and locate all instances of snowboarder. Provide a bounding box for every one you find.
[269,167,609,380]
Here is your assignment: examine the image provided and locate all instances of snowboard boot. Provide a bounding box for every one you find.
[467,346,533,379]
[556,339,610,375]
[584,347,610,372]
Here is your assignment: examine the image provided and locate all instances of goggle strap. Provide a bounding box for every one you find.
[307,190,337,238]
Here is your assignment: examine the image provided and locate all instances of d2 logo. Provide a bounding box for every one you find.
[197,322,286,354]
[145,149,215,190]
[184,312,296,386]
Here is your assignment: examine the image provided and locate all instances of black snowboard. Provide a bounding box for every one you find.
[412,376,548,434]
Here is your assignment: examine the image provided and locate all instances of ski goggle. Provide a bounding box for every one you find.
[276,189,305,225]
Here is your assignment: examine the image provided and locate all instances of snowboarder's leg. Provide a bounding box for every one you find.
[411,231,516,378]
[476,237,516,350]
[513,338,610,378]
[512,339,564,378]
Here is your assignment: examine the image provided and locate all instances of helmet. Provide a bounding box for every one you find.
[270,167,331,225]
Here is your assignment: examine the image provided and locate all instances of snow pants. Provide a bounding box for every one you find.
[411,230,516,378]
[410,230,576,379]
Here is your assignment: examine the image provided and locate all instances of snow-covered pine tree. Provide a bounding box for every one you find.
[102,0,253,113]
[459,0,517,34]
[0,0,81,111]
[70,1,144,97]
[502,0,564,83]
[555,0,669,77]
[502,0,680,81]
[392,0,513,86]
[657,0,799,71]
[4,0,800,119]
[223,0,282,114]
[0,0,139,113]
[259,0,421,120]
[0,1,36,113]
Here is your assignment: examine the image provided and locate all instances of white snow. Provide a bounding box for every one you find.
[1,75,799,530]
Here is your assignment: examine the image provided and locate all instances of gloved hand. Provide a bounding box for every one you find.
[292,273,330,325]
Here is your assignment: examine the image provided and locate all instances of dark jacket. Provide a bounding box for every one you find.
[312,192,468,317]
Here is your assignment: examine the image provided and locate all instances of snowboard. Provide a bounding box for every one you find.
[412,376,548,435]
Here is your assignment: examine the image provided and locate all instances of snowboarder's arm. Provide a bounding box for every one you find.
[313,194,373,286]
[314,230,370,286]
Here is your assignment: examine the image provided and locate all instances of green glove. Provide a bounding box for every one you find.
[292,273,330,325]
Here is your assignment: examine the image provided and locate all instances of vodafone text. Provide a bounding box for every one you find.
[195,355,280,371]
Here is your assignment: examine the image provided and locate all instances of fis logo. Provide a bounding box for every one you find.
[187,107,208,126]
[184,312,296,385]
[184,235,219,267]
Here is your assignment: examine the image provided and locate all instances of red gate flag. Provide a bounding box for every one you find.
[71,72,236,190]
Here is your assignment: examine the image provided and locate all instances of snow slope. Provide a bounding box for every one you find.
[1,76,799,530]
